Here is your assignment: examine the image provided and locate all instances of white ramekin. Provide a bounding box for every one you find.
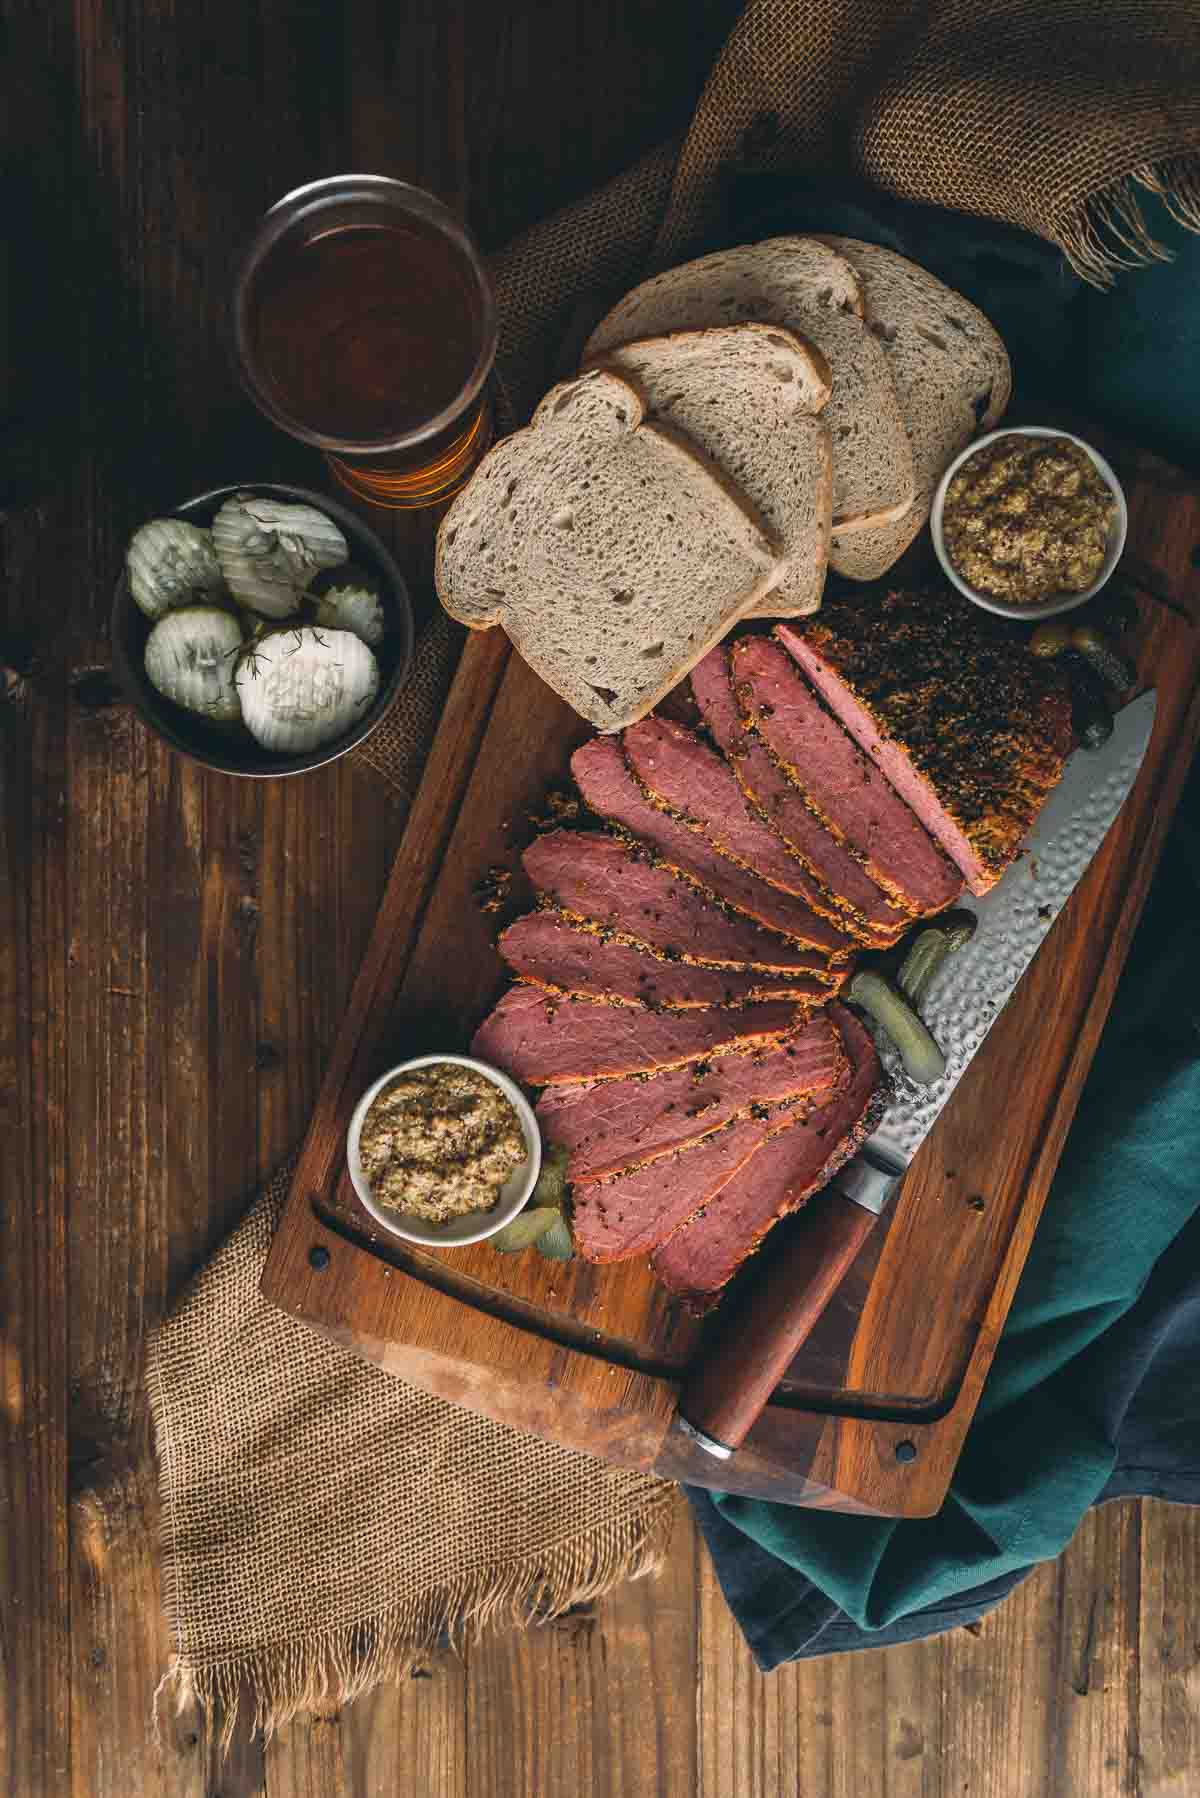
[930,426,1127,623]
[346,1053,542,1249]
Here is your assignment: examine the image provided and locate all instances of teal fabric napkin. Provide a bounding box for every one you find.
[1077,199,1200,475]
[711,766,1200,1627]
[692,180,1200,1640]
[728,181,1200,473]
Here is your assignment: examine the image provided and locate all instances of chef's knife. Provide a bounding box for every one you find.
[676,688,1158,1462]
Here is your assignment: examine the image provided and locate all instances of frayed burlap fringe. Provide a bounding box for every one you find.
[153,1492,674,1755]
[1048,158,1200,285]
[1151,156,1200,237]
[652,1,1200,300]
[147,1157,676,1756]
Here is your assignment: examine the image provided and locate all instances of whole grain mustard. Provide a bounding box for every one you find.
[359,1064,525,1223]
[943,436,1114,604]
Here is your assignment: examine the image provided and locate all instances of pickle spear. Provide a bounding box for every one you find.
[848,968,947,1085]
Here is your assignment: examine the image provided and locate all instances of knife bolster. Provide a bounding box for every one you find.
[829,1143,906,1216]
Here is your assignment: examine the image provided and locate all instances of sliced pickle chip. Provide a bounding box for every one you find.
[489,1207,561,1253]
[127,519,225,619]
[234,625,379,754]
[309,564,386,647]
[535,1214,574,1261]
[529,1143,569,1212]
[143,604,243,722]
[213,492,348,618]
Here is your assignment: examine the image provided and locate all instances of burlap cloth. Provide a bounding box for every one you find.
[150,0,1200,1745]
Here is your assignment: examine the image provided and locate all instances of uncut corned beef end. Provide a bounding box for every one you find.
[777,589,1071,895]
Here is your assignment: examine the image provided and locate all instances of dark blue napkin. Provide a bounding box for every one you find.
[686,181,1200,1667]
[719,176,1200,473]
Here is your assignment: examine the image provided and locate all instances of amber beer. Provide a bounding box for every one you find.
[233,177,497,508]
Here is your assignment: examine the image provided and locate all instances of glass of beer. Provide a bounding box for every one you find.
[232,175,497,509]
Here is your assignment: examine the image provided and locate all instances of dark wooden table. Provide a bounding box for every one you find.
[4,4,1198,1793]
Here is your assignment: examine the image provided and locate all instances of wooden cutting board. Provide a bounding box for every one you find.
[261,435,1200,1517]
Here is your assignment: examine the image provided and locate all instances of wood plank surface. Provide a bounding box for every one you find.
[467,1489,699,1797]
[1139,1497,1200,1798]
[341,1653,468,1798]
[4,0,1199,1795]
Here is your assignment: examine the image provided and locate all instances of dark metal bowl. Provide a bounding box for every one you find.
[111,482,413,777]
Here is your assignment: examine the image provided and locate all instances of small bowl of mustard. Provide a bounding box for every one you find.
[347,1054,542,1249]
[930,427,1127,622]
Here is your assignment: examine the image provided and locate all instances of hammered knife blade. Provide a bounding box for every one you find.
[677,688,1158,1461]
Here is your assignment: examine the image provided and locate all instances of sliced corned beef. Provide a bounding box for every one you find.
[537,1012,848,1179]
[622,715,858,930]
[690,648,910,942]
[499,912,833,1008]
[523,830,845,975]
[777,593,1071,895]
[571,736,850,956]
[572,1111,780,1262]
[731,637,962,916]
[470,984,802,1085]
[652,1005,885,1304]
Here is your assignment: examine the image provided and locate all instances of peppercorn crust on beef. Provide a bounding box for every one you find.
[469,592,1068,1288]
[779,588,1072,896]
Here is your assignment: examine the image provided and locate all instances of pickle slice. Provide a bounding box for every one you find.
[213,493,348,619]
[143,604,243,722]
[529,1143,569,1213]
[127,518,225,620]
[309,564,386,647]
[234,625,379,754]
[489,1207,561,1253]
[535,1215,574,1261]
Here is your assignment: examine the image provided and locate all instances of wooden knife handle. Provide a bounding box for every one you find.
[679,1196,879,1455]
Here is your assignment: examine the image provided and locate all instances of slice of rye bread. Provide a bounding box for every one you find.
[689,646,912,944]
[814,237,1011,582]
[498,911,832,1008]
[582,236,915,545]
[570,735,852,958]
[731,636,963,915]
[435,367,784,731]
[470,984,805,1084]
[537,1015,848,1181]
[580,322,833,617]
[523,830,849,975]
